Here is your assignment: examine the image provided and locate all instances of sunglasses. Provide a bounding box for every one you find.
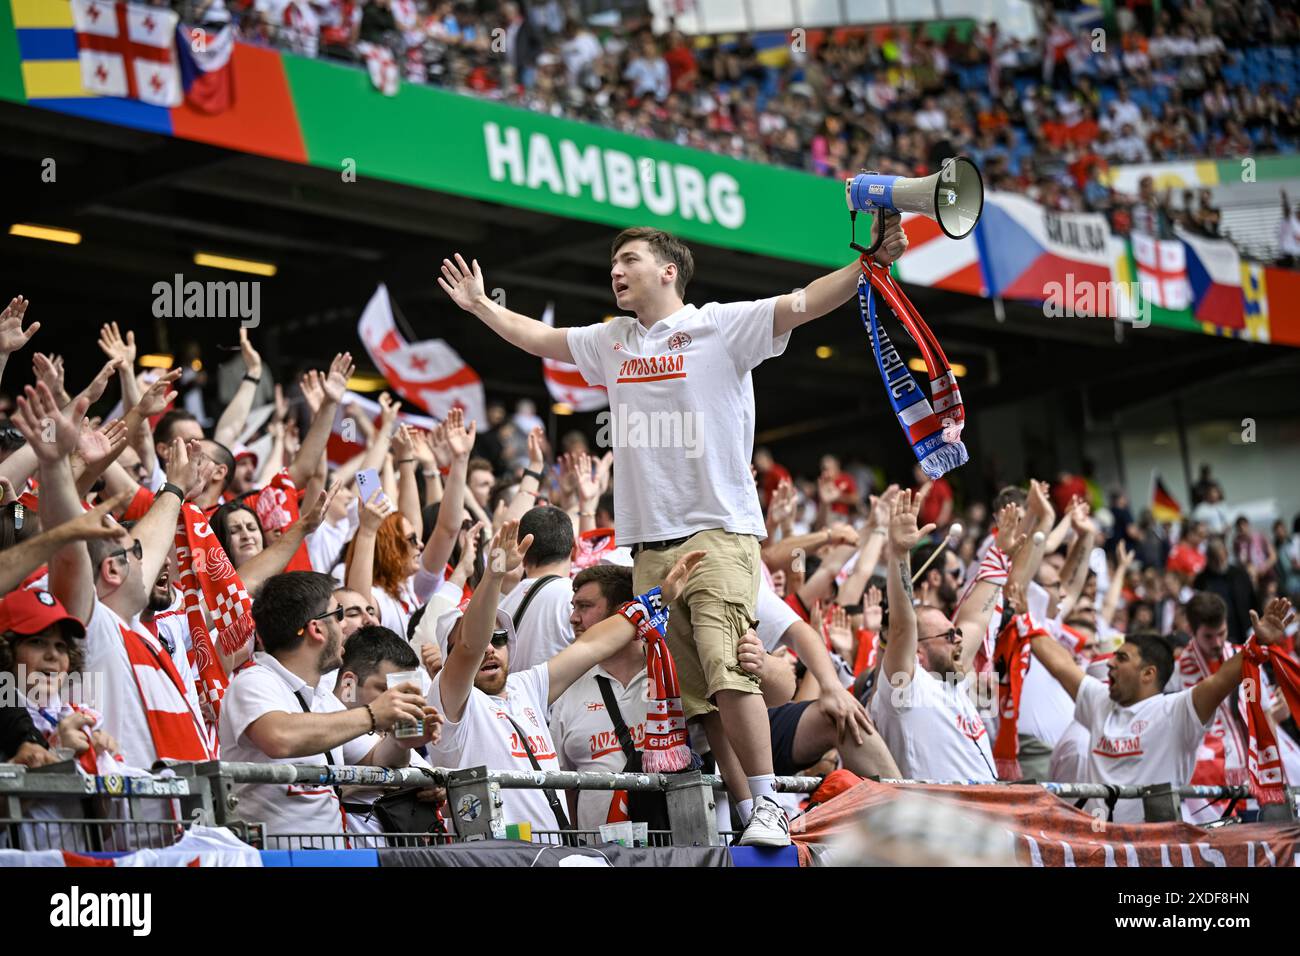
[490,629,509,648]
[108,539,144,563]
[298,604,346,635]
[918,627,963,644]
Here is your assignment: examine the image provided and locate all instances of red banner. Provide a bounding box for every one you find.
[791,779,1300,867]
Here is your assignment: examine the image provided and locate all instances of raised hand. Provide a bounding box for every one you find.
[443,406,476,460]
[595,450,614,494]
[871,210,908,266]
[1069,496,1094,536]
[1027,478,1054,533]
[322,352,355,405]
[134,368,182,417]
[299,370,324,415]
[661,549,707,604]
[97,321,136,367]
[13,382,88,462]
[526,425,546,472]
[0,295,38,354]
[453,520,484,580]
[558,452,580,505]
[1116,539,1134,571]
[437,253,486,312]
[238,327,263,379]
[864,584,883,631]
[77,418,128,468]
[33,353,66,399]
[359,489,395,533]
[63,491,131,542]
[377,391,400,432]
[572,451,598,509]
[299,483,341,534]
[827,523,860,548]
[165,438,215,499]
[887,488,935,555]
[273,383,290,423]
[995,501,1027,556]
[392,423,417,461]
[826,604,854,659]
[428,422,452,470]
[1250,597,1295,646]
[485,518,532,579]
[78,358,123,407]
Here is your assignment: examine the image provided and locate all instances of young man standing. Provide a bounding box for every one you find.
[438,213,906,846]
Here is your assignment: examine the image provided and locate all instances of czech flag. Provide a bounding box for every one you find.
[174,23,233,114]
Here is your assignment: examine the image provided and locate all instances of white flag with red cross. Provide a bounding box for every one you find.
[71,0,181,107]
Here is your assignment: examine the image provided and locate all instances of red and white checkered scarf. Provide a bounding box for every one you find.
[1240,636,1300,805]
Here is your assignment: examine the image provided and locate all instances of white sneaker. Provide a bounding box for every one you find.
[737,795,790,847]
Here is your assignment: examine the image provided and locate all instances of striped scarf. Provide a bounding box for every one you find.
[991,611,1047,780]
[1175,640,1249,788]
[857,257,968,480]
[121,622,211,761]
[1240,637,1300,805]
[174,502,256,747]
[620,587,690,773]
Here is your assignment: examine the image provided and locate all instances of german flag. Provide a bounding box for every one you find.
[1151,473,1183,524]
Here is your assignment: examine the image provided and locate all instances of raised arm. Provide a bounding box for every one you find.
[421,410,474,578]
[346,493,395,602]
[546,549,706,705]
[288,353,354,488]
[1056,499,1097,618]
[391,424,424,541]
[1193,599,1295,724]
[0,494,125,595]
[238,485,339,594]
[119,368,181,478]
[438,521,535,722]
[837,491,894,606]
[1100,541,1134,627]
[772,213,907,336]
[955,502,1026,672]
[439,254,574,362]
[0,295,39,388]
[504,427,547,525]
[12,385,95,622]
[880,489,935,685]
[214,328,263,448]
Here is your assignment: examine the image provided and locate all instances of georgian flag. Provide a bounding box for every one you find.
[325,391,440,466]
[357,283,486,428]
[357,40,399,96]
[72,0,181,107]
[1132,231,1191,311]
[541,303,608,412]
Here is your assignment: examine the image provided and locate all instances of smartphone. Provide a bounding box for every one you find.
[355,468,383,506]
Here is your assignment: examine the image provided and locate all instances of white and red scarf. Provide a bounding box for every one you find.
[991,611,1048,780]
[956,544,1010,674]
[121,621,212,761]
[1240,636,1300,805]
[620,587,690,773]
[1173,640,1249,793]
[572,527,617,573]
[174,501,256,746]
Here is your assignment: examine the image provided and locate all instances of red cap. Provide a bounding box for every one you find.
[0,588,86,640]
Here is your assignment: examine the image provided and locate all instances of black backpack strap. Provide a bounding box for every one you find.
[595,675,639,765]
[293,689,345,804]
[502,711,571,831]
[512,574,563,631]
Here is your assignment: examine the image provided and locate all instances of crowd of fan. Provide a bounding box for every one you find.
[0,279,1297,848]
[176,0,1300,255]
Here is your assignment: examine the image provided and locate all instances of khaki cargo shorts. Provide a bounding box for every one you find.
[632,528,762,720]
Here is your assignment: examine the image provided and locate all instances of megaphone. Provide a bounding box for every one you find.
[845,156,984,256]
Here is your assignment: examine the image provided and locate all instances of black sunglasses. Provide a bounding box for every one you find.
[108,539,143,563]
[298,604,345,635]
[490,629,509,648]
[918,627,963,644]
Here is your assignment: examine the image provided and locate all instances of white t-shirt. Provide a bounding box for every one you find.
[1074,675,1210,824]
[219,652,375,846]
[1049,719,1091,783]
[84,596,206,770]
[306,502,359,579]
[755,580,801,652]
[870,666,996,782]
[566,299,789,546]
[550,664,648,830]
[426,663,561,829]
[498,574,574,670]
[373,567,442,638]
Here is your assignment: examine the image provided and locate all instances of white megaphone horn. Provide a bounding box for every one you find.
[845,156,984,256]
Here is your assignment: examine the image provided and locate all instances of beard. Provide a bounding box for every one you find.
[474,669,508,697]
[318,629,343,675]
[148,588,173,613]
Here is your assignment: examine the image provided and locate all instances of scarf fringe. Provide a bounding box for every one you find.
[920,440,969,480]
[995,757,1023,781]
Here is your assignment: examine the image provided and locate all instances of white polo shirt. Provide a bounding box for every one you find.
[870,666,996,782]
[498,575,574,670]
[566,298,789,546]
[1074,675,1210,824]
[219,652,376,847]
[550,665,648,830]
[426,663,562,830]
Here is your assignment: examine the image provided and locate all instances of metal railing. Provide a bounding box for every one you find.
[4,760,1296,856]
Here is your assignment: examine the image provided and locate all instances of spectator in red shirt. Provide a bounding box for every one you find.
[754,447,790,511]
[819,454,857,518]
[1167,522,1208,578]
[663,29,698,93]
[912,463,953,530]
[1051,470,1088,517]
